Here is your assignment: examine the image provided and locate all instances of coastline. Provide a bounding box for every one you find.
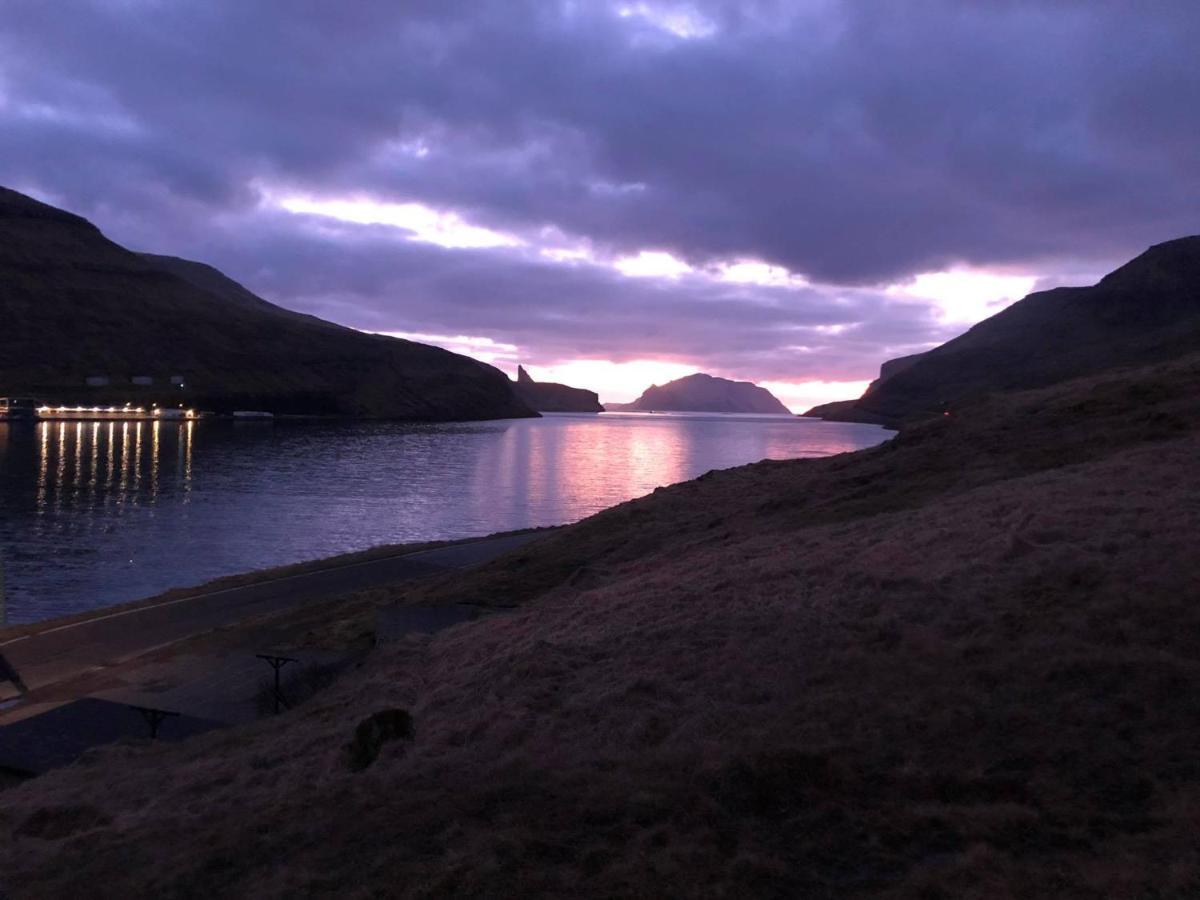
[0,527,556,717]
[0,526,555,646]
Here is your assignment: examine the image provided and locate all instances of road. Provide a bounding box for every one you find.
[0,531,545,695]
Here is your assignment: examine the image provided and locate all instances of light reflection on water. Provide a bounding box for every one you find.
[0,413,889,624]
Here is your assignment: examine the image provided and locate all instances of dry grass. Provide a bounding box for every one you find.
[2,356,1200,898]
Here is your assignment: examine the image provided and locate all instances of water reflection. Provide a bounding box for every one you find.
[20,420,195,517]
[0,413,888,624]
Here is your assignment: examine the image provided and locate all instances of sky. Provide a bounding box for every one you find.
[1,1,1197,411]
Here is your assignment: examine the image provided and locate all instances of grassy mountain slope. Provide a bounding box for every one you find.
[809,237,1200,425]
[3,353,1198,897]
[0,188,533,420]
[137,252,298,318]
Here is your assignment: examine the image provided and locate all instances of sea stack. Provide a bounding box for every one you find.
[512,365,604,413]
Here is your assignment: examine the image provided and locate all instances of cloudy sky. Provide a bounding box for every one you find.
[2,1,1197,410]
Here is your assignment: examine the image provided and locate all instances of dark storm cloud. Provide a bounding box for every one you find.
[0,0,1197,382]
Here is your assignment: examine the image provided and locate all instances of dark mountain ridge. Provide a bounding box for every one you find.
[806,236,1200,426]
[0,187,533,420]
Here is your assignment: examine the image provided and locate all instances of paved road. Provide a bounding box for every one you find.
[0,531,545,694]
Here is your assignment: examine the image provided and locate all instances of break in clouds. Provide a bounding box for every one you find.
[1,0,1197,403]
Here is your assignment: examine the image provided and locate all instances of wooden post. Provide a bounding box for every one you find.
[256,654,298,714]
[128,705,180,739]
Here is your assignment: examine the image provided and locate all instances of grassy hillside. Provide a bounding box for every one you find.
[810,236,1200,426]
[0,188,533,420]
[2,352,1197,896]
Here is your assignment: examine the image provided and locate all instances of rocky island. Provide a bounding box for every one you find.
[607,372,791,414]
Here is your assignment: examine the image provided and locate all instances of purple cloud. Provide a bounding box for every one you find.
[1,0,1197,391]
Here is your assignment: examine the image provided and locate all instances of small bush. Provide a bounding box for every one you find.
[344,709,415,772]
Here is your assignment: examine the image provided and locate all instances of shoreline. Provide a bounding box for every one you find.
[0,525,556,647]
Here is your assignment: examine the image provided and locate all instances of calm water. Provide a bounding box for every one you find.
[0,413,890,624]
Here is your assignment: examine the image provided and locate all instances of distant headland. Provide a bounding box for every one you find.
[606,372,791,414]
[512,366,603,413]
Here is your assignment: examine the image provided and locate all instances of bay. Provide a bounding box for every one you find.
[0,413,890,624]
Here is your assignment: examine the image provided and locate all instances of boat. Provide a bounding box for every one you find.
[0,397,38,421]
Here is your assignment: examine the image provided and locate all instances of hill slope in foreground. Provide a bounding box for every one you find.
[808,236,1200,426]
[3,355,1200,896]
[0,187,532,420]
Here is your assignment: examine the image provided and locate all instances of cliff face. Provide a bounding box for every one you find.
[512,366,603,413]
[616,373,791,414]
[0,188,534,420]
[806,236,1200,425]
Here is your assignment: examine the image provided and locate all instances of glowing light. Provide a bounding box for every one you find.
[278,195,521,250]
[715,260,807,287]
[759,379,874,415]
[522,359,698,404]
[373,330,521,367]
[31,405,196,420]
[539,245,594,264]
[617,3,718,39]
[889,268,1037,324]
[614,251,692,279]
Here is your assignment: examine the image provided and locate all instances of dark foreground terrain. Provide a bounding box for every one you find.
[2,354,1199,897]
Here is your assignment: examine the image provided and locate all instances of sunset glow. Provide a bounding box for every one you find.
[522,359,697,404]
[278,195,521,250]
[760,380,874,415]
[890,268,1038,324]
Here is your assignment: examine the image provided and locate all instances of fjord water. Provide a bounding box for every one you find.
[0,413,890,624]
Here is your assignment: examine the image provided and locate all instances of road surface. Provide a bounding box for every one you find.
[0,531,545,695]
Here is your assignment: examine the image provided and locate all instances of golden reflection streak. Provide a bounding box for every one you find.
[133,421,143,492]
[36,422,49,513]
[119,422,130,499]
[72,422,83,502]
[87,421,100,501]
[150,419,160,502]
[54,422,67,513]
[106,422,116,488]
[183,419,194,498]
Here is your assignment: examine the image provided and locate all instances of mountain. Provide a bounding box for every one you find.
[610,372,791,414]
[0,187,534,420]
[806,236,1200,425]
[512,365,603,413]
[138,253,297,318]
